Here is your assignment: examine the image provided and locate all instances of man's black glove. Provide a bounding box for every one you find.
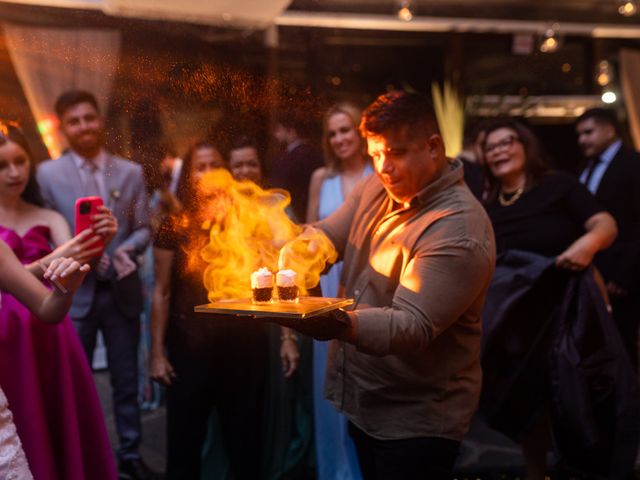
[270,308,352,341]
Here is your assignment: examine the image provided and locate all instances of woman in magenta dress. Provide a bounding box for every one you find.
[0,242,92,480]
[0,122,117,479]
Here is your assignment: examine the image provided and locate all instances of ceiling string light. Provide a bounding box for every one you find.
[602,90,617,104]
[619,0,638,16]
[596,59,618,104]
[539,23,560,53]
[596,60,613,86]
[396,0,414,21]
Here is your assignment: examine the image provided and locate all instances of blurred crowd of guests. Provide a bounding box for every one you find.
[0,84,639,480]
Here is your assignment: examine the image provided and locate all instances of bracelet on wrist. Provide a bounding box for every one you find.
[280,333,298,342]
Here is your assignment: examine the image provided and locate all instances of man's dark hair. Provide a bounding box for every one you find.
[576,107,621,136]
[54,90,100,118]
[275,109,315,139]
[360,90,440,140]
[158,141,177,159]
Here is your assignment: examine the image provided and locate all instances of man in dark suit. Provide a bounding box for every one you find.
[270,110,324,223]
[576,107,640,371]
[37,90,157,479]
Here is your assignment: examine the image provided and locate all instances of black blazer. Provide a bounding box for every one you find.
[481,250,640,478]
[591,145,640,291]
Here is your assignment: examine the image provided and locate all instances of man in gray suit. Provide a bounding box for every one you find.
[37,90,157,480]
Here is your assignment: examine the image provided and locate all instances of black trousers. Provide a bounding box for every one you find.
[348,422,460,480]
[166,317,268,480]
[73,287,141,461]
[611,294,640,372]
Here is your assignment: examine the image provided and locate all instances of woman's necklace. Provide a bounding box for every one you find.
[498,186,524,207]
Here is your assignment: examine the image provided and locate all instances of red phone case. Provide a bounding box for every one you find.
[75,196,105,250]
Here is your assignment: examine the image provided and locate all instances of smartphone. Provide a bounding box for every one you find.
[75,196,105,251]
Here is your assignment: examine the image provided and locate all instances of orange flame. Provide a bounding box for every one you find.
[278,226,338,291]
[184,169,337,302]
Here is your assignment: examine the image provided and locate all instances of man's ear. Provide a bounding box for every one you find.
[427,134,445,159]
[604,124,617,142]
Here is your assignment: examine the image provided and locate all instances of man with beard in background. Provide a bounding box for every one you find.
[37,90,156,480]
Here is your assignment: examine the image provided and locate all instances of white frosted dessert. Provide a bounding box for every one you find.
[276,269,299,302]
[251,267,274,303]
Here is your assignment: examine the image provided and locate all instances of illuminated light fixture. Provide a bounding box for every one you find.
[36,116,59,157]
[539,23,560,53]
[601,89,617,104]
[596,60,613,86]
[396,0,414,21]
[619,0,638,16]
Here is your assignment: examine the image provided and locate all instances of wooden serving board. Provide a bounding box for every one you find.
[194,296,354,319]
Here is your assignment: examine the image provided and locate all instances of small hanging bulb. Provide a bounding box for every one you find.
[539,23,560,53]
[396,0,414,21]
[619,0,638,16]
[596,60,612,87]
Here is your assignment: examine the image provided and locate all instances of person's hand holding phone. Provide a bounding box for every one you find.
[91,205,118,247]
[75,197,105,252]
[52,229,104,264]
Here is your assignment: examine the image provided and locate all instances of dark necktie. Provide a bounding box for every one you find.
[582,157,600,192]
[83,162,101,198]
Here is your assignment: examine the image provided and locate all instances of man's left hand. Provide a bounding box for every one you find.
[272,309,353,342]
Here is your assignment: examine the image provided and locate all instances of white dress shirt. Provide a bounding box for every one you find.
[579,140,622,194]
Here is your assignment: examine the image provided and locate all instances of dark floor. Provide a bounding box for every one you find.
[94,370,640,480]
[94,371,167,474]
[94,368,526,479]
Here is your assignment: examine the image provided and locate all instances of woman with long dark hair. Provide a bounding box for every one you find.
[150,139,299,479]
[0,121,118,479]
[0,243,90,479]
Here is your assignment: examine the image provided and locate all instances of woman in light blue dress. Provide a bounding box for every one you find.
[306,102,373,480]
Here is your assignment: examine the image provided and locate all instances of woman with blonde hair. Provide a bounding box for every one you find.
[307,102,373,480]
